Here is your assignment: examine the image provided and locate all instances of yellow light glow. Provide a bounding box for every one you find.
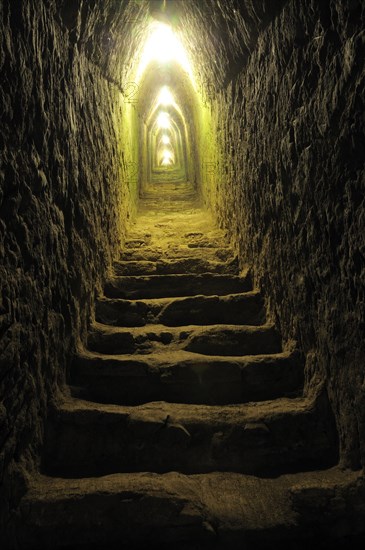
[145,23,188,65]
[158,86,174,106]
[161,135,170,145]
[157,111,170,129]
[136,22,193,83]
[163,149,172,160]
[161,148,174,166]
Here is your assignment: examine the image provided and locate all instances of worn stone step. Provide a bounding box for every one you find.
[87,322,281,356]
[113,256,239,276]
[104,270,252,299]
[95,291,265,328]
[124,234,229,251]
[124,227,229,246]
[17,468,362,550]
[42,390,338,478]
[120,245,234,263]
[70,348,303,405]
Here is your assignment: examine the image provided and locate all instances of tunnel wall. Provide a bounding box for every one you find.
[1,2,364,537]
[0,0,138,527]
[211,0,365,468]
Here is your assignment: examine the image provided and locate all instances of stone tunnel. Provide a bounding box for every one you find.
[1,0,365,548]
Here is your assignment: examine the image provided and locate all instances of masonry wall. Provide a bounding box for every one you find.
[212,0,365,469]
[0,0,138,527]
[1,0,365,538]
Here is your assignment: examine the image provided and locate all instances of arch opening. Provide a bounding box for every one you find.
[129,20,210,200]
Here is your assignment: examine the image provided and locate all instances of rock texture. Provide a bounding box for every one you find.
[1,0,365,546]
[13,182,363,549]
[0,0,140,533]
[223,0,365,471]
[175,0,365,470]
[17,468,365,550]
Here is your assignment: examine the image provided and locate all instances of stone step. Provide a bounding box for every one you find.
[17,468,361,549]
[41,391,338,478]
[87,323,281,356]
[104,271,252,299]
[124,232,229,250]
[125,225,228,240]
[120,245,234,262]
[95,291,265,328]
[70,348,303,405]
[112,256,239,276]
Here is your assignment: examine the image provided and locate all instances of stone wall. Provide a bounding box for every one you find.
[0,0,139,527]
[208,0,365,469]
[1,0,364,537]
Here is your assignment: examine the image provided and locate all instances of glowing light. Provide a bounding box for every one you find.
[161,149,173,166]
[157,111,170,129]
[162,149,172,160]
[136,22,193,82]
[158,86,174,106]
[161,135,170,145]
[145,23,187,64]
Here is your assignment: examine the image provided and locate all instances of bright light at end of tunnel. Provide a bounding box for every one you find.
[157,111,170,129]
[158,86,174,106]
[161,149,173,165]
[145,23,187,65]
[136,22,193,83]
[162,135,170,145]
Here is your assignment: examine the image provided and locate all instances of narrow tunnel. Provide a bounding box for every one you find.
[1,0,365,548]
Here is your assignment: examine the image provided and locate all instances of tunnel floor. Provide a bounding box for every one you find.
[17,181,358,548]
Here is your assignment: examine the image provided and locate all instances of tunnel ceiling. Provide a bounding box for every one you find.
[54,0,288,94]
[167,0,288,88]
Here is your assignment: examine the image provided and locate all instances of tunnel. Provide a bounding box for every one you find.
[1,0,365,548]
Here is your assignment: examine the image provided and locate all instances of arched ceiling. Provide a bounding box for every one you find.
[55,0,288,96]
[53,0,288,192]
[137,62,197,123]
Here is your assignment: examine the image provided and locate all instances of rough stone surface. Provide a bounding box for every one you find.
[25,180,336,550]
[16,468,365,549]
[95,290,266,327]
[1,0,365,546]
[0,0,139,535]
[221,0,365,470]
[71,348,303,405]
[41,390,337,478]
[176,0,365,469]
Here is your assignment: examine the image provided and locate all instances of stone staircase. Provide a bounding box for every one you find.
[16,183,351,549]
